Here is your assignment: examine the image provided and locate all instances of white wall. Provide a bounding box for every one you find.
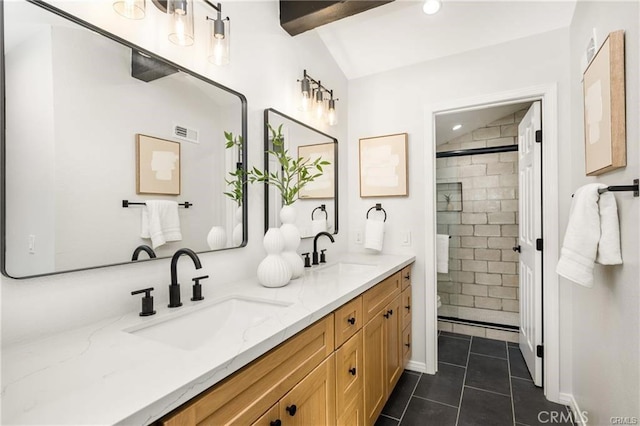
[1,0,348,346]
[347,29,570,371]
[565,2,639,422]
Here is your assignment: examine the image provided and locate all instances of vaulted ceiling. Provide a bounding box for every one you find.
[306,0,577,80]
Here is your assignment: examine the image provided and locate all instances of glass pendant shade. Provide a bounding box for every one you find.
[314,89,324,119]
[299,78,311,111]
[113,0,145,19]
[327,98,337,126]
[208,18,230,65]
[168,0,194,46]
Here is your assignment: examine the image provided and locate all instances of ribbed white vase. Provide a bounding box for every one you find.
[257,228,292,288]
[279,205,303,279]
[233,205,243,246]
[206,226,227,250]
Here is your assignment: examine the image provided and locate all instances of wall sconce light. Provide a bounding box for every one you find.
[297,70,339,126]
[113,0,231,65]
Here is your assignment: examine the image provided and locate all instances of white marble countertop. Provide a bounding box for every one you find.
[1,252,415,425]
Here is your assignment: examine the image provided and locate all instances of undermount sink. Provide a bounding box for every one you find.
[127,296,291,351]
[314,262,378,275]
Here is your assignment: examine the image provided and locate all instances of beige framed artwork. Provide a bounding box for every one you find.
[136,134,181,195]
[298,142,335,199]
[583,30,626,176]
[359,133,408,197]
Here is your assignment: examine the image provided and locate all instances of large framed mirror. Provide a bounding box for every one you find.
[1,0,248,278]
[264,109,338,238]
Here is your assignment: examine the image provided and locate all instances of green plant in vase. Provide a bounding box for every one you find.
[247,123,330,206]
[223,131,244,207]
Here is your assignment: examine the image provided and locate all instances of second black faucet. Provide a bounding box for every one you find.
[168,248,207,308]
[312,232,335,265]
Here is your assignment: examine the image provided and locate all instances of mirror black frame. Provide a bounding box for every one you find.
[0,0,248,279]
[263,108,338,236]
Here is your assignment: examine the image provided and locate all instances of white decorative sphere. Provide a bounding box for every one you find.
[263,227,285,254]
[279,205,297,224]
[280,223,301,250]
[257,255,292,287]
[206,226,227,250]
[281,251,304,279]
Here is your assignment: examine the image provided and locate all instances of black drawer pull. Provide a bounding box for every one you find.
[405,305,411,311]
[405,342,411,348]
[404,273,410,280]
[349,367,356,376]
[286,405,297,416]
[383,312,390,318]
[270,420,282,426]
[347,317,356,325]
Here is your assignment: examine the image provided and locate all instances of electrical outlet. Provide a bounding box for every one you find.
[355,231,363,244]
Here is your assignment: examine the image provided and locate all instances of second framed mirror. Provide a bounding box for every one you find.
[263,109,338,238]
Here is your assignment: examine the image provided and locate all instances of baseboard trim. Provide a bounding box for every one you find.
[406,360,427,374]
[558,393,587,426]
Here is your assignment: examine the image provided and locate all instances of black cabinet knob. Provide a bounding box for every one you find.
[270,420,282,426]
[349,367,357,376]
[383,312,390,319]
[405,305,411,312]
[388,309,393,316]
[131,287,155,316]
[405,342,411,348]
[347,317,356,325]
[286,405,297,416]
[404,273,411,280]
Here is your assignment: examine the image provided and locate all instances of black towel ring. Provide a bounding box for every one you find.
[366,203,387,222]
[311,204,328,220]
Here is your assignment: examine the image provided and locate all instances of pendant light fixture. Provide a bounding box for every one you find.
[297,70,339,126]
[114,0,231,66]
[113,0,146,19]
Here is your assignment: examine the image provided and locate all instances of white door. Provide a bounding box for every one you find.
[517,102,543,386]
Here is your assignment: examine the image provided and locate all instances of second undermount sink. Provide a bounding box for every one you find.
[126,296,291,351]
[314,261,378,275]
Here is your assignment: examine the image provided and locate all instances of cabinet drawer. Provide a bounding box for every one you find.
[402,323,411,367]
[335,330,363,419]
[401,287,411,331]
[362,273,400,324]
[161,315,334,426]
[401,266,411,291]
[335,297,363,348]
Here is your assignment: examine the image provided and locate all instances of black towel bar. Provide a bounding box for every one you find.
[311,204,328,220]
[597,179,639,197]
[366,203,387,222]
[122,200,193,208]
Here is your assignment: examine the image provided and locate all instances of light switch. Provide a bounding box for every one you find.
[355,231,363,244]
[28,235,36,254]
[401,231,411,246]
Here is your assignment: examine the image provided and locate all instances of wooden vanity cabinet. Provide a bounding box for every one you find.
[159,264,413,426]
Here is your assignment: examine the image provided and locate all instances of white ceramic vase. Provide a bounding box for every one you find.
[257,228,292,288]
[233,205,243,246]
[206,226,227,250]
[279,205,304,279]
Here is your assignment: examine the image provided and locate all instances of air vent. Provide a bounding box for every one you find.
[173,125,199,144]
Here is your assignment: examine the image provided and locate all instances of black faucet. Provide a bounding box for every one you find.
[312,232,335,265]
[169,248,202,308]
[131,245,156,261]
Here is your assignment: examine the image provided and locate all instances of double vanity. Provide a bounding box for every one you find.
[2,254,414,425]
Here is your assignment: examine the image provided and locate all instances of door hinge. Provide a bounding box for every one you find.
[536,345,544,358]
[536,238,543,251]
[535,130,542,143]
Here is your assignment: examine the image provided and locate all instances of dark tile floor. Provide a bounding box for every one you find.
[376,332,574,426]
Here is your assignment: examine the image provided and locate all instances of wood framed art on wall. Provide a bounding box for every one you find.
[359,133,408,197]
[136,134,181,195]
[583,30,626,176]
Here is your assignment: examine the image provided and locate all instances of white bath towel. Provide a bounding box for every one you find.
[141,200,182,249]
[364,218,385,252]
[437,295,442,309]
[311,218,328,235]
[556,184,622,287]
[436,234,450,273]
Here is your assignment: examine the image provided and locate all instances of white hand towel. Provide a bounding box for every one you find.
[436,234,450,273]
[437,295,442,309]
[364,218,385,252]
[140,200,182,249]
[311,218,328,235]
[556,184,622,287]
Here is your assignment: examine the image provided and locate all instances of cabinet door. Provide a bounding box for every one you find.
[384,295,403,395]
[337,391,364,426]
[279,354,336,426]
[335,330,363,419]
[335,297,363,348]
[363,313,386,426]
[402,323,412,367]
[252,403,281,426]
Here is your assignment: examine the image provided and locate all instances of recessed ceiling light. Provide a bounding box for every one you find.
[423,0,441,15]
[452,124,462,131]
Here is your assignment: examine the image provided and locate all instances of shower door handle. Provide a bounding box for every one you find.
[512,245,521,253]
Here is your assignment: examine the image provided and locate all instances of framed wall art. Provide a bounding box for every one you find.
[359,133,408,197]
[298,142,335,199]
[136,134,181,195]
[583,30,626,176]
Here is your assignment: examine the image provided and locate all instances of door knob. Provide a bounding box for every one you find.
[513,245,521,253]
